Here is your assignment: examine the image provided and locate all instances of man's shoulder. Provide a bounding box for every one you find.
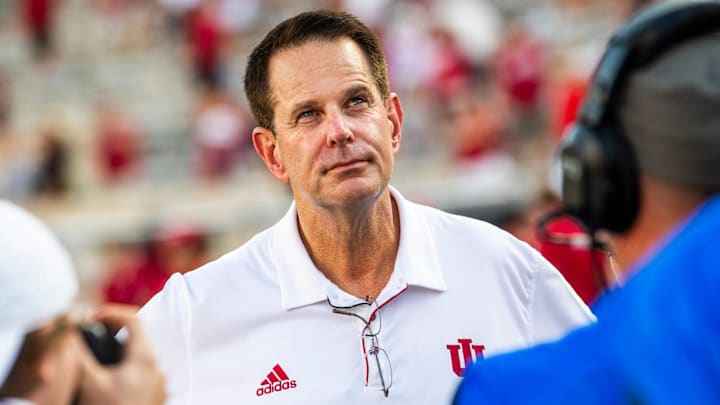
[141,224,283,313]
[190,226,276,277]
[403,198,544,286]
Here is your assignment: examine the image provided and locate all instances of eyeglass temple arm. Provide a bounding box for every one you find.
[331,308,371,328]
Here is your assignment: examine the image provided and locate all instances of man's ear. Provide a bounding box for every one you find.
[252,127,289,183]
[387,93,403,153]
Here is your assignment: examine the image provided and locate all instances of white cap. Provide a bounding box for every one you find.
[0,201,78,386]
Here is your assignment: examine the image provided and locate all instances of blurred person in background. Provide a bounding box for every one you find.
[491,19,547,139]
[137,10,593,404]
[93,102,143,184]
[454,2,720,403]
[1,123,70,203]
[103,220,208,307]
[33,128,69,198]
[426,26,474,104]
[191,87,252,180]
[20,0,57,63]
[445,82,509,166]
[185,0,230,91]
[0,200,165,405]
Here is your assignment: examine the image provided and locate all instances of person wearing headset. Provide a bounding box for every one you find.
[454,1,720,403]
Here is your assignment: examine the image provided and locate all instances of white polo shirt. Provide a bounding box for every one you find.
[138,186,594,405]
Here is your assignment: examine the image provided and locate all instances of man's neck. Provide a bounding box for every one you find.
[295,190,401,300]
[611,176,710,276]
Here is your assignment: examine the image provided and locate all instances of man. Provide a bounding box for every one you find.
[0,200,166,405]
[454,2,720,403]
[138,10,593,404]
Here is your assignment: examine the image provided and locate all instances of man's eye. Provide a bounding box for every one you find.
[298,110,315,119]
[349,97,367,106]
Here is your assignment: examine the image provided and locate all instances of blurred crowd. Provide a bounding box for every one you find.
[0,0,651,305]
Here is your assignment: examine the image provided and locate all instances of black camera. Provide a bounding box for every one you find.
[78,322,125,365]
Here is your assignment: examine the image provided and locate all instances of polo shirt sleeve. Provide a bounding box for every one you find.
[528,249,596,344]
[137,273,194,405]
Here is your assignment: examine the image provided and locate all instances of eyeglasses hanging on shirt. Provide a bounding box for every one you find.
[327,297,392,397]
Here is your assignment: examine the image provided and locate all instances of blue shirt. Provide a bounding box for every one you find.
[454,194,720,404]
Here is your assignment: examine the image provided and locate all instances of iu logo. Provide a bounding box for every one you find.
[446,339,485,377]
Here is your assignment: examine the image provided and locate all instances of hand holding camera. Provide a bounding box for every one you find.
[74,304,166,405]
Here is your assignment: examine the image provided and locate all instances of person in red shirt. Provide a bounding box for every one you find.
[94,103,143,184]
[535,208,613,305]
[501,190,612,305]
[21,0,56,61]
[186,0,229,90]
[103,221,209,306]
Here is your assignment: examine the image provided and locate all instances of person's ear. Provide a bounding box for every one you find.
[252,127,288,183]
[387,93,403,153]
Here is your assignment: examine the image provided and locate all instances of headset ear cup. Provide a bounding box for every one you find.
[597,124,639,233]
[559,123,601,228]
[559,123,639,233]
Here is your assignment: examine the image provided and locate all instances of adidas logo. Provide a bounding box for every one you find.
[256,364,297,397]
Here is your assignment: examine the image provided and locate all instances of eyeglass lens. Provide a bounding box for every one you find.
[364,337,392,396]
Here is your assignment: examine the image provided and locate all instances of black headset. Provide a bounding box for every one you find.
[559,1,720,233]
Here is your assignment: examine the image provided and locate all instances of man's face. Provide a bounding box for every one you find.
[254,38,402,209]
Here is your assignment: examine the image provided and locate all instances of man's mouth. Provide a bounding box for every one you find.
[326,159,367,173]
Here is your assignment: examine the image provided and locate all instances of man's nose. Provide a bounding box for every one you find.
[325,110,354,147]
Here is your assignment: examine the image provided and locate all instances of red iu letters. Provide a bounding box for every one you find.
[446,339,485,377]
